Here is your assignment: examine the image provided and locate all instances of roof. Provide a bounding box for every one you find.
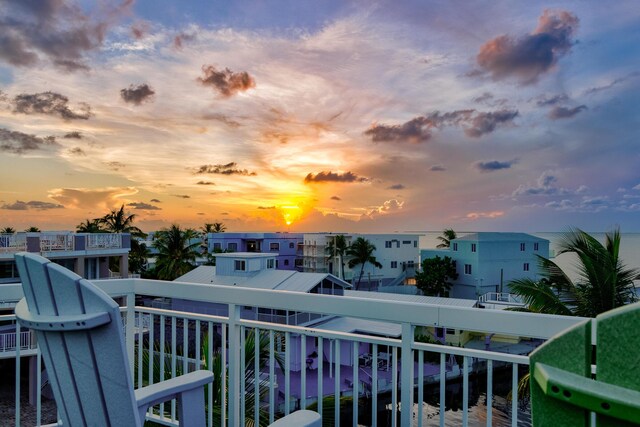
[311,316,402,337]
[454,232,548,243]
[175,265,351,293]
[214,252,275,259]
[344,290,477,308]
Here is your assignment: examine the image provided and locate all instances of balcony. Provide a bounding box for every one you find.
[85,233,123,250]
[0,278,583,426]
[0,234,27,253]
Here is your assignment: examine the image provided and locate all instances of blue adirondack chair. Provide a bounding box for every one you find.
[15,253,320,427]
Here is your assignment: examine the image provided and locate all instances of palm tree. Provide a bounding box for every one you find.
[24,226,41,232]
[211,222,226,233]
[1,227,16,234]
[509,227,639,317]
[436,228,457,248]
[76,219,104,233]
[153,224,201,280]
[346,237,382,290]
[128,240,150,275]
[325,235,349,280]
[98,205,145,237]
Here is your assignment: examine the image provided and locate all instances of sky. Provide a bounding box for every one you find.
[1,0,639,233]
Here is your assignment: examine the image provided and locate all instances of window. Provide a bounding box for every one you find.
[402,240,411,245]
[213,243,221,250]
[228,242,237,252]
[414,241,417,248]
[267,259,275,269]
[289,242,294,249]
[234,260,246,271]
[471,243,476,253]
[407,260,415,268]
[524,263,530,272]
[534,242,539,251]
[284,259,289,266]
[295,258,303,267]
[270,242,279,251]
[453,243,458,251]
[385,241,392,248]
[464,264,472,275]
[520,243,525,251]
[391,261,398,268]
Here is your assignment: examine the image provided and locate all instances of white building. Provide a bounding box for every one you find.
[421,232,550,299]
[302,233,420,288]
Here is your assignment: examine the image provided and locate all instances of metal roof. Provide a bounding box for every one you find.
[312,316,402,337]
[344,290,477,308]
[454,232,548,242]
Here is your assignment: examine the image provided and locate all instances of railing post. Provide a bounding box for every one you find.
[228,304,241,427]
[126,292,136,378]
[400,322,413,426]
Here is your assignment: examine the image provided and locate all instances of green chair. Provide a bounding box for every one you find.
[530,302,640,426]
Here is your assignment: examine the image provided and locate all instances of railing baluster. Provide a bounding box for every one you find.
[37,347,42,427]
[183,318,189,377]
[269,330,275,425]
[160,314,165,419]
[400,323,413,426]
[222,323,227,427]
[228,305,241,427]
[418,350,424,427]
[207,322,213,427]
[254,327,260,426]
[15,320,20,427]
[463,356,469,427]
[440,352,445,427]
[171,316,176,422]
[240,325,246,426]
[372,343,378,427]
[317,336,323,419]
[352,340,358,427]
[195,320,201,370]
[392,345,398,427]
[137,313,143,388]
[487,359,493,427]
[301,333,307,410]
[285,331,291,416]
[334,339,341,427]
[512,363,518,427]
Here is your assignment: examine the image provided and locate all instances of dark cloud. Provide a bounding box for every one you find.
[173,194,191,199]
[195,162,257,176]
[131,21,150,40]
[330,196,341,201]
[12,91,91,120]
[365,109,517,142]
[1,200,63,210]
[430,165,446,172]
[387,184,405,190]
[203,113,241,128]
[174,32,196,49]
[198,65,256,97]
[534,93,569,107]
[150,198,161,203]
[196,181,215,185]
[464,110,519,137]
[584,71,640,95]
[512,171,566,197]
[0,0,133,71]
[475,159,517,172]
[476,10,579,84]
[304,171,369,184]
[472,92,493,103]
[0,128,59,154]
[106,161,125,171]
[257,206,275,210]
[127,202,161,210]
[120,84,155,106]
[548,105,587,120]
[63,131,83,139]
[68,147,85,156]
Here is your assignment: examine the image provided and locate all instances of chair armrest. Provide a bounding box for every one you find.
[269,410,321,427]
[135,370,213,409]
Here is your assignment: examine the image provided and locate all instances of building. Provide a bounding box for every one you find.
[421,232,550,299]
[0,231,132,286]
[206,232,304,271]
[303,233,420,288]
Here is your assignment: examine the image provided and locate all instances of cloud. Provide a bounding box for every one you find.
[194,163,257,176]
[387,184,405,190]
[174,32,196,49]
[63,131,83,139]
[131,21,150,40]
[196,181,215,185]
[365,109,517,142]
[512,171,565,196]
[1,200,64,210]
[106,161,125,171]
[330,196,341,201]
[197,65,256,97]
[475,159,517,172]
[127,202,161,210]
[476,9,579,84]
[173,194,190,199]
[634,184,640,191]
[548,105,587,120]
[465,211,504,220]
[12,92,91,120]
[68,147,85,156]
[203,113,241,128]
[0,128,59,154]
[150,198,161,203]
[472,92,493,104]
[0,0,133,71]
[120,84,155,105]
[362,199,404,219]
[257,206,275,210]
[584,71,640,95]
[430,165,446,172]
[304,171,369,183]
[49,187,137,209]
[534,93,569,107]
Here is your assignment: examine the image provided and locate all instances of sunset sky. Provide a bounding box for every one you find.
[1,0,639,233]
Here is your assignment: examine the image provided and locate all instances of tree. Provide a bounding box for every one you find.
[153,224,201,281]
[1,227,16,233]
[24,226,41,232]
[509,227,639,317]
[325,234,349,280]
[98,205,145,237]
[76,219,104,233]
[346,237,382,290]
[128,240,150,275]
[415,255,459,297]
[436,228,457,248]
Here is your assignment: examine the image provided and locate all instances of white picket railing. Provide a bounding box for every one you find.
[86,233,123,250]
[2,279,584,426]
[0,330,33,353]
[0,234,27,253]
[39,233,74,252]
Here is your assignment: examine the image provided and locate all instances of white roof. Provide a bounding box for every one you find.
[344,290,477,308]
[215,252,275,259]
[454,232,547,242]
[174,266,350,293]
[312,316,402,337]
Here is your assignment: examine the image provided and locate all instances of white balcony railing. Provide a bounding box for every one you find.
[0,234,27,253]
[39,233,74,252]
[2,279,585,426]
[0,330,34,353]
[86,233,123,250]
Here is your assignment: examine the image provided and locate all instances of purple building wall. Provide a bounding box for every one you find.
[207,233,303,271]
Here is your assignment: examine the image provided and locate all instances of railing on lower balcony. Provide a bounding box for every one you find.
[2,278,584,427]
[39,233,74,252]
[0,234,27,253]
[86,233,123,250]
[0,330,34,353]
